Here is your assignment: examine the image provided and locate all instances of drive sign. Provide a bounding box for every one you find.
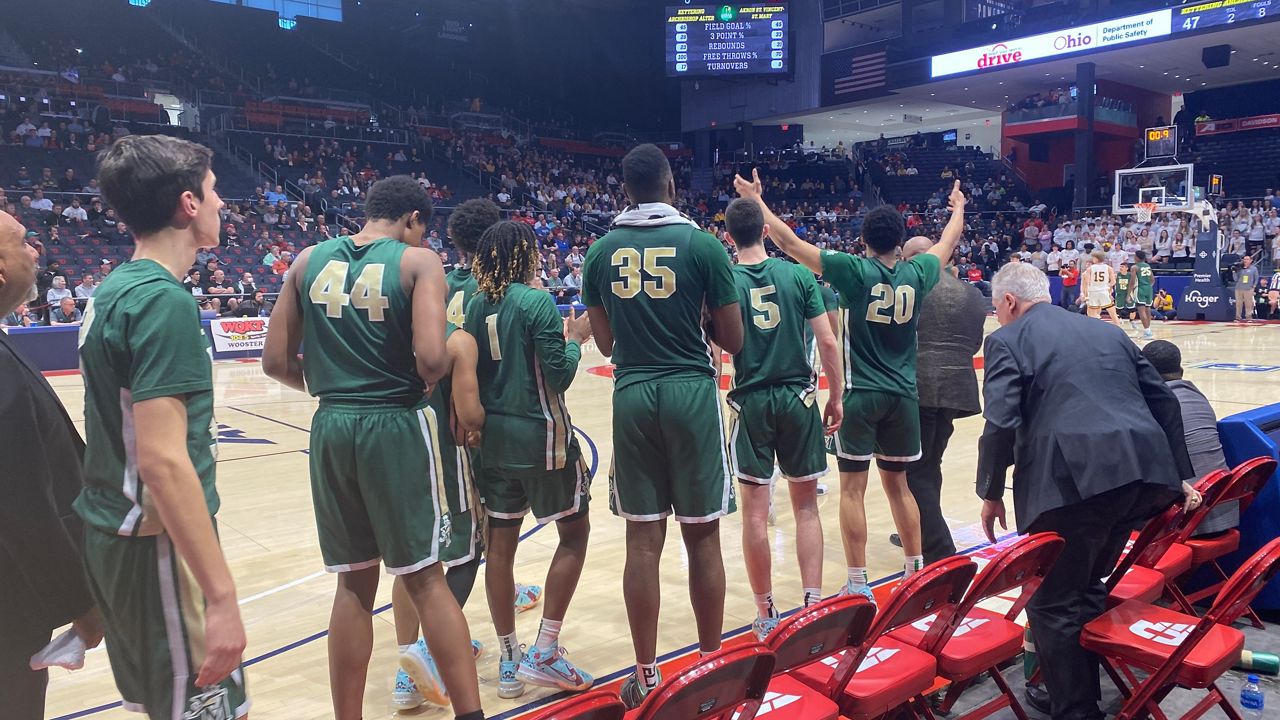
[931,9,1171,78]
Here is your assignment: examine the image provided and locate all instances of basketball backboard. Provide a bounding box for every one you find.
[1113,163,1195,215]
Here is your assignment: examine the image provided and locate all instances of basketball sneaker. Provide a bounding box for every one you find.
[498,653,526,699]
[620,670,661,709]
[515,583,543,614]
[1143,329,1154,340]
[751,616,781,642]
[839,581,877,606]
[517,643,594,692]
[399,639,448,706]
[389,668,423,710]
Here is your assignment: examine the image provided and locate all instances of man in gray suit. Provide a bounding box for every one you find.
[977,263,1192,720]
[892,237,986,563]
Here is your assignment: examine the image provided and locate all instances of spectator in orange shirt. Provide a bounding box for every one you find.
[272,250,293,276]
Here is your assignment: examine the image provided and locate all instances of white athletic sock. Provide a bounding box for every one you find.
[498,632,520,662]
[847,567,869,587]
[904,555,925,577]
[699,644,720,658]
[754,592,777,619]
[398,643,414,655]
[803,587,823,607]
[534,618,562,651]
[638,662,660,690]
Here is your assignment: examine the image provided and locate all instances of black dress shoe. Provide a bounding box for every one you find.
[1024,683,1051,715]
[890,533,903,548]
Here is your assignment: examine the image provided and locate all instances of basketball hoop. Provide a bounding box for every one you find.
[1134,202,1158,222]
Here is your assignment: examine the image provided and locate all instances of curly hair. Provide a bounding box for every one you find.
[447,198,501,256]
[474,221,539,302]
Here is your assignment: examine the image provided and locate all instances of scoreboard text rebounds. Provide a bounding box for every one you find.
[665,4,789,77]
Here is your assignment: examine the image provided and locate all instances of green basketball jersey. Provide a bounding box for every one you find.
[728,258,826,405]
[820,251,941,398]
[301,237,423,405]
[581,221,737,390]
[446,266,478,328]
[1135,262,1154,292]
[465,283,581,472]
[74,259,217,536]
[1116,273,1132,304]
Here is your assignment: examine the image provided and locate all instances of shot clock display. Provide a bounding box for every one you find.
[1174,0,1274,33]
[1146,125,1178,159]
[665,4,789,77]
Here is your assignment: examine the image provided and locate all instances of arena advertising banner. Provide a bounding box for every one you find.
[209,317,270,353]
[930,9,1171,78]
[1195,113,1280,136]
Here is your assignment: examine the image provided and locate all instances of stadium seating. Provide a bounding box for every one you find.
[1105,501,1193,610]
[758,595,877,720]
[1193,127,1280,200]
[626,643,777,720]
[526,690,626,720]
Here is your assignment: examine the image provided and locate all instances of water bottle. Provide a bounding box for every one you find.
[1241,674,1265,719]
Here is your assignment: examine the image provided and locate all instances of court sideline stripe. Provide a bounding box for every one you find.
[52,423,598,720]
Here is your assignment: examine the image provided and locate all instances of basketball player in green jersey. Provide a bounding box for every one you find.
[77,135,249,720]
[1132,250,1156,339]
[736,170,967,602]
[581,144,744,707]
[464,221,595,698]
[722,198,844,641]
[262,176,485,720]
[1116,262,1136,329]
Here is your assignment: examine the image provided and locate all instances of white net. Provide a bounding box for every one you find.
[1134,202,1157,222]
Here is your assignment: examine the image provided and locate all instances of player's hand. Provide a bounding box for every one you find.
[980,499,1007,544]
[71,606,104,649]
[565,306,592,344]
[822,395,843,435]
[195,597,246,687]
[466,430,482,448]
[733,168,764,202]
[947,180,966,213]
[1181,481,1204,514]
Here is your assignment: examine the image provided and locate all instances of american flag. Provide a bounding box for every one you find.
[832,50,887,97]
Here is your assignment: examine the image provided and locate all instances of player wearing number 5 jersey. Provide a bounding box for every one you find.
[736,171,967,603]
[262,176,486,720]
[581,144,744,707]
[722,198,844,641]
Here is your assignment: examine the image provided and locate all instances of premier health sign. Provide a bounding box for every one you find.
[931,9,1172,78]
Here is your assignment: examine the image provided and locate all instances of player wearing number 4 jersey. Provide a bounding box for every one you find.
[582,144,744,708]
[735,171,967,603]
[263,176,486,720]
[722,198,844,641]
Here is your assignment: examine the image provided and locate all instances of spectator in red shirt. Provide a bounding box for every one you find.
[1059,260,1081,309]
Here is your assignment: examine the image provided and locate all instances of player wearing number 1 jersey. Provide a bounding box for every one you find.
[581,144,744,707]
[262,176,485,720]
[722,198,843,641]
[736,171,967,603]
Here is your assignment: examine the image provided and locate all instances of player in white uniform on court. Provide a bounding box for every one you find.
[1081,249,1123,326]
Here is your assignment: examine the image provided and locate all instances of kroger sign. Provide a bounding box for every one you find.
[931,9,1171,78]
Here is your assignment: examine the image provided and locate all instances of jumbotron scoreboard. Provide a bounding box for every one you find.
[665,4,789,77]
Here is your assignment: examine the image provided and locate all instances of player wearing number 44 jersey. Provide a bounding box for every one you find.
[722,198,844,642]
[263,176,486,720]
[735,171,968,603]
[582,144,744,708]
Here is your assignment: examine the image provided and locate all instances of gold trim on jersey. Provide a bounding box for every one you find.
[532,357,572,471]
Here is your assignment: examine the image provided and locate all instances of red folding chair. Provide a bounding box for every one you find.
[527,689,625,720]
[1178,457,1276,628]
[1105,501,1189,609]
[791,557,978,720]
[758,595,878,720]
[627,643,776,720]
[889,533,1065,720]
[1081,537,1280,720]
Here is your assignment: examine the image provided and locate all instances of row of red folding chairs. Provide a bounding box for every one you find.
[528,457,1278,720]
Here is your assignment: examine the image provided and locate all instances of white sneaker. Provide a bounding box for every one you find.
[399,639,448,706]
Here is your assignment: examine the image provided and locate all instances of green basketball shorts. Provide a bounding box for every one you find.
[476,437,591,525]
[609,374,736,523]
[832,389,922,464]
[728,385,829,484]
[83,528,249,720]
[440,443,483,567]
[309,401,447,575]
[1136,288,1154,306]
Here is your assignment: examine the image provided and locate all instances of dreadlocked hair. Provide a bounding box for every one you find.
[475,220,539,302]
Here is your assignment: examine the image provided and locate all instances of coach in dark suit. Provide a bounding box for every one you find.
[976,263,1192,720]
[899,237,985,563]
[0,211,101,718]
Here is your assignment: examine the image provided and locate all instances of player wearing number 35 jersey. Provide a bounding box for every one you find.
[581,144,744,707]
[736,170,968,603]
[262,176,485,720]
